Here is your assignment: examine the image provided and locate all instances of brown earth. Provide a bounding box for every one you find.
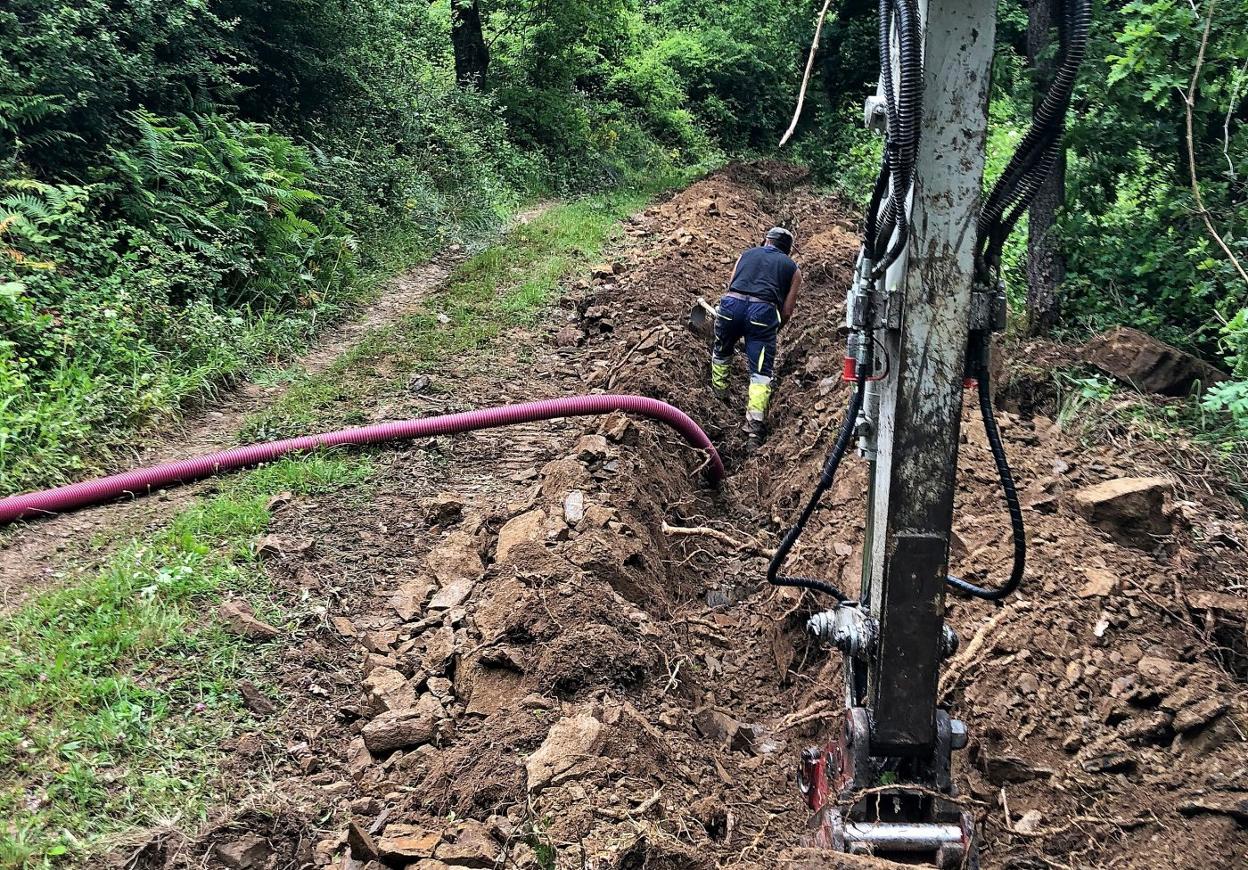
[97,164,1248,869]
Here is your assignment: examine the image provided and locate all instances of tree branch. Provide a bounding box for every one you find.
[779,0,835,149]
[1184,0,1248,292]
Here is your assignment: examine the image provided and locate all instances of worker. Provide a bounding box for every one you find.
[711,226,802,447]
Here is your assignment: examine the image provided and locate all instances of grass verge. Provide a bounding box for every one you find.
[0,455,372,868]
[241,172,696,440]
[1054,370,1248,503]
[0,168,697,867]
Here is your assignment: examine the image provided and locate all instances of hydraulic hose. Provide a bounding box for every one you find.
[766,367,869,603]
[872,0,924,279]
[944,338,1026,601]
[0,395,724,526]
[977,0,1090,273]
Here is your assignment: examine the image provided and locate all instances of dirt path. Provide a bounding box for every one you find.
[68,165,1248,869]
[0,209,561,611]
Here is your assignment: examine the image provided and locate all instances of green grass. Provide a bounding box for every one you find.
[1054,370,1248,503]
[0,168,695,867]
[242,176,691,441]
[0,455,372,868]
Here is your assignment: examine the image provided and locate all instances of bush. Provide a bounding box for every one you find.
[0,113,359,490]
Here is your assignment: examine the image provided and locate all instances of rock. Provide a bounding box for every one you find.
[1187,591,1248,613]
[255,533,314,559]
[423,626,457,674]
[575,434,610,462]
[215,835,273,869]
[264,491,294,512]
[496,509,547,564]
[1084,326,1225,397]
[332,616,357,638]
[362,695,443,753]
[526,714,606,791]
[361,630,399,654]
[1078,568,1120,598]
[693,708,741,747]
[436,820,499,867]
[426,676,453,699]
[1073,477,1173,547]
[539,457,590,498]
[348,819,380,862]
[563,491,586,525]
[428,577,475,610]
[1137,656,1185,690]
[420,494,465,526]
[1179,794,1248,826]
[391,578,435,621]
[218,600,281,641]
[1017,673,1040,695]
[580,505,615,529]
[377,824,441,862]
[1014,809,1045,835]
[601,412,631,442]
[979,753,1053,784]
[426,531,484,587]
[346,737,373,778]
[1080,751,1136,774]
[1172,697,1229,733]
[364,666,415,713]
[555,325,583,348]
[1177,713,1240,756]
[1119,711,1173,741]
[237,680,275,716]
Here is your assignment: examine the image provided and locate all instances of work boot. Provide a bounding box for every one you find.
[743,418,766,451]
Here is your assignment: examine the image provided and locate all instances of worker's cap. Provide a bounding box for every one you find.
[765,227,795,252]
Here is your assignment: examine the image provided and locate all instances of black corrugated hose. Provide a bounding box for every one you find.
[766,0,922,602]
[950,0,1090,601]
[766,363,869,603]
[944,333,1027,601]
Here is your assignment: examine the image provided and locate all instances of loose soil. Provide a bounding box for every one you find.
[31,165,1248,869]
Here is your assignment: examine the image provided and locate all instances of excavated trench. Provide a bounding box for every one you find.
[128,165,1248,870]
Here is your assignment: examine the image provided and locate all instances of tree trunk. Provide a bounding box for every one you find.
[451,0,489,89]
[1024,0,1067,335]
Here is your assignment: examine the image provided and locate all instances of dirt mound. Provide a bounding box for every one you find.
[127,163,1248,869]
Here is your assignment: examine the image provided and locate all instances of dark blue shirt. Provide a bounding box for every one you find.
[729,244,798,308]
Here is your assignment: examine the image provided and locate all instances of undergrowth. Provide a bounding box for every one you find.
[0,455,373,868]
[1054,370,1248,505]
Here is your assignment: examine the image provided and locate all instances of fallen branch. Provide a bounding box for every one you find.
[661,521,776,556]
[606,325,665,388]
[779,0,835,149]
[998,787,1152,838]
[938,600,1030,700]
[776,699,838,732]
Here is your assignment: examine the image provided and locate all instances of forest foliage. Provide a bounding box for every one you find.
[1,0,1246,494]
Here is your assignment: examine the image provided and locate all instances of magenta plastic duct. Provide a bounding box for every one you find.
[0,395,724,526]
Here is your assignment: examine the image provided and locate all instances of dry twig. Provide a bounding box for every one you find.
[606,325,665,388]
[779,0,835,148]
[661,521,776,556]
[1184,0,1248,292]
[939,600,1030,700]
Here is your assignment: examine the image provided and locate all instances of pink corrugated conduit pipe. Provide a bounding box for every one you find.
[0,395,724,526]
